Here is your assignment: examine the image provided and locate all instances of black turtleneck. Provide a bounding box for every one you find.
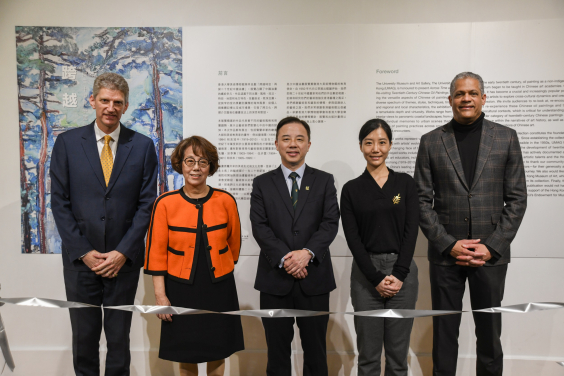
[452,112,485,187]
[444,112,499,260]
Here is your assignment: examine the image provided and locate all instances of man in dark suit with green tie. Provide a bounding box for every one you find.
[250,117,340,376]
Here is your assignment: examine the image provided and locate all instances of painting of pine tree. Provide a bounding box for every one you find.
[16,26,183,254]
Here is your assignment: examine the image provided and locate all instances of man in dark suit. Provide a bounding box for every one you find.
[414,72,527,376]
[50,72,158,376]
[250,117,340,376]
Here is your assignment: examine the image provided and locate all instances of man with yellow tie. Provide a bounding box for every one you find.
[50,73,158,376]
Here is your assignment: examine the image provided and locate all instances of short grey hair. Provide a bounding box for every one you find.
[450,72,485,97]
[92,72,129,104]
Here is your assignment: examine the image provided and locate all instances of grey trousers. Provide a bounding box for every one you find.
[350,254,419,376]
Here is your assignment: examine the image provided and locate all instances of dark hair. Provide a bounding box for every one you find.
[171,136,220,176]
[358,119,393,143]
[276,116,311,140]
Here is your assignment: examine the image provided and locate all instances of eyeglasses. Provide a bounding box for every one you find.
[183,158,210,168]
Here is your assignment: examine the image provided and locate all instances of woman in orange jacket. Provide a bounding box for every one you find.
[144,136,244,376]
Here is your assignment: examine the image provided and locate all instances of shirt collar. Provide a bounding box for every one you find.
[281,163,307,180]
[94,121,121,143]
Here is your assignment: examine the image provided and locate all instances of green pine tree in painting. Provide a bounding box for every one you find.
[16,26,80,253]
[82,27,183,195]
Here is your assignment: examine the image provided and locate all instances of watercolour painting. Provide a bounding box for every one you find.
[16,26,183,254]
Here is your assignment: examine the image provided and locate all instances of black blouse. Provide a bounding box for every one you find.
[340,168,419,287]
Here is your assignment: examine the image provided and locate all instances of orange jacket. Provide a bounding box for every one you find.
[144,187,241,283]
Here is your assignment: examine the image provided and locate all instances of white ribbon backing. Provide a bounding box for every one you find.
[1,297,564,372]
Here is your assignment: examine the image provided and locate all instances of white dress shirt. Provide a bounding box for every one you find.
[280,163,306,195]
[78,123,121,261]
[278,163,314,267]
[94,122,120,159]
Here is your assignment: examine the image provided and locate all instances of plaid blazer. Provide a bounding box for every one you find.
[414,118,527,266]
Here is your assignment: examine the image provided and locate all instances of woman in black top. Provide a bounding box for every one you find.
[341,119,419,376]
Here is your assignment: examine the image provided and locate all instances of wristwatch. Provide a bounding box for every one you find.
[305,248,315,260]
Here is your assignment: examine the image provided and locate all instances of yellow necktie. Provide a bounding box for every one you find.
[101,135,114,186]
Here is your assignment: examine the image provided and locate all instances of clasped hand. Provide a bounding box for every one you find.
[83,250,127,278]
[376,275,403,298]
[451,239,491,267]
[283,249,312,279]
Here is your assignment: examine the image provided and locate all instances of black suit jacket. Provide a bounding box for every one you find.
[251,165,339,296]
[50,122,158,272]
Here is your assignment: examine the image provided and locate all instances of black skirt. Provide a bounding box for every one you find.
[158,227,245,363]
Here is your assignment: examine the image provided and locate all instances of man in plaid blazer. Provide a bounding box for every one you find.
[414,72,527,376]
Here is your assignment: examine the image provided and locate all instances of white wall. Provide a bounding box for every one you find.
[1,1,564,375]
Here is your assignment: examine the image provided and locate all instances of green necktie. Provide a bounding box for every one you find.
[289,172,299,210]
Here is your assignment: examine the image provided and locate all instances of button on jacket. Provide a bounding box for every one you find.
[144,187,241,283]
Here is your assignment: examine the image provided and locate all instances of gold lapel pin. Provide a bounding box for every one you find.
[306,186,310,190]
[393,194,401,204]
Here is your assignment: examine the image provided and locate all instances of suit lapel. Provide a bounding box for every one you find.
[106,125,134,193]
[294,166,316,223]
[470,119,495,191]
[441,122,469,191]
[81,122,106,189]
[272,167,295,217]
